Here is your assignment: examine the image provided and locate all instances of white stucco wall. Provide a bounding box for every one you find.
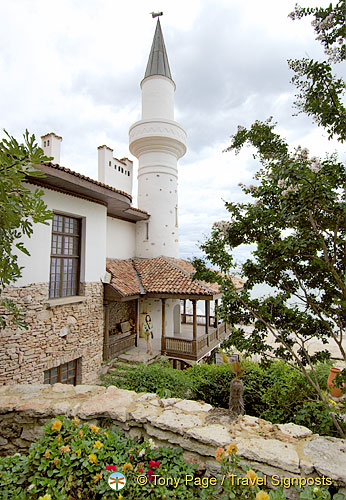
[14,185,107,287]
[129,71,186,259]
[106,216,136,260]
[98,146,133,197]
[138,298,180,348]
[141,76,175,121]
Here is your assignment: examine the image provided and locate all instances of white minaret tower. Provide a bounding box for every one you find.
[129,18,187,258]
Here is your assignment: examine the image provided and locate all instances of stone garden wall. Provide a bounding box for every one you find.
[0,283,104,385]
[0,384,346,499]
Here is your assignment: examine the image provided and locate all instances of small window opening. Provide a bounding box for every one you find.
[121,168,124,173]
[44,141,46,147]
[128,171,130,176]
[109,161,111,166]
[118,166,121,171]
[145,222,149,241]
[47,140,50,146]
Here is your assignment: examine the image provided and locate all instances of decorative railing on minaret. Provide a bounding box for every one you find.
[129,16,187,259]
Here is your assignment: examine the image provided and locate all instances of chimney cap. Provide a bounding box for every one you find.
[41,132,62,141]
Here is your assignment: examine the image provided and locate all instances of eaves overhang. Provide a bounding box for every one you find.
[27,163,149,222]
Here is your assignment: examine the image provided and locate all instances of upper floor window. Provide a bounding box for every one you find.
[49,214,81,298]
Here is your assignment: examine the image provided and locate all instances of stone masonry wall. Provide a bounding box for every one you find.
[0,283,104,385]
[0,384,345,499]
[109,300,136,334]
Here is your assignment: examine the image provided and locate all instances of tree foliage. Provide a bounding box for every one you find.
[0,130,53,329]
[193,1,346,436]
[289,1,346,141]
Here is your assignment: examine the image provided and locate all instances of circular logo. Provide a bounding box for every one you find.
[108,472,127,491]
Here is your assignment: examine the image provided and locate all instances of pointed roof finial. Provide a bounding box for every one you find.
[144,15,173,81]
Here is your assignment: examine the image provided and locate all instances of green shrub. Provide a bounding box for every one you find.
[102,358,191,399]
[1,417,344,500]
[101,358,342,437]
[187,363,233,407]
[0,416,203,500]
[0,453,30,499]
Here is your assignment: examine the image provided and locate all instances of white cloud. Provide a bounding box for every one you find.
[1,0,345,263]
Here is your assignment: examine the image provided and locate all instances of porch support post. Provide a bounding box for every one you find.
[192,299,197,356]
[161,299,166,353]
[135,299,139,347]
[214,299,219,339]
[205,300,210,336]
[103,302,110,361]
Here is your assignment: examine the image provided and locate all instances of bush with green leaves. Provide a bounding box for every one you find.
[0,130,53,329]
[102,358,192,399]
[1,417,345,500]
[0,416,203,500]
[101,359,342,436]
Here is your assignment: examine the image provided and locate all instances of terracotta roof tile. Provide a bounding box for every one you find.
[166,257,244,292]
[106,256,243,298]
[106,258,141,297]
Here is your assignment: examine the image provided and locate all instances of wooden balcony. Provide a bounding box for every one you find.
[161,322,229,362]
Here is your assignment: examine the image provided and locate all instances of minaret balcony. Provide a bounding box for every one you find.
[129,119,186,159]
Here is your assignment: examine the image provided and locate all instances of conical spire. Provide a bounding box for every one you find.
[144,19,173,81]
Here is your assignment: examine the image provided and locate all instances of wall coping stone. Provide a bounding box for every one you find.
[0,383,345,496]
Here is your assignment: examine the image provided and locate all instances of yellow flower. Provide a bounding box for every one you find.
[43,449,50,458]
[227,443,238,455]
[78,430,84,438]
[51,419,62,432]
[118,495,123,500]
[76,449,81,457]
[60,445,70,453]
[328,398,337,406]
[122,462,134,474]
[256,492,270,500]
[93,472,103,483]
[89,453,98,464]
[215,447,226,462]
[94,440,103,449]
[38,495,52,500]
[246,469,258,487]
[72,417,80,425]
[89,424,100,434]
[53,457,60,466]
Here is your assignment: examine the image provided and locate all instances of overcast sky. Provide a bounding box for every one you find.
[1,0,345,266]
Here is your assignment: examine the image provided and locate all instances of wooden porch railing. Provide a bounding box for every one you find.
[162,322,229,362]
[104,332,137,361]
[181,313,216,327]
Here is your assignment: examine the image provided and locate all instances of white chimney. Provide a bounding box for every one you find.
[97,145,133,196]
[41,133,62,164]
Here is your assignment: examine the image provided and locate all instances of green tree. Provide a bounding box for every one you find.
[193,2,346,436]
[0,130,53,329]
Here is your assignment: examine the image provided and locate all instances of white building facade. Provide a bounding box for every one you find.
[0,19,230,385]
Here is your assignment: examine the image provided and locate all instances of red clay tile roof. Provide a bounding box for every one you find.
[106,256,243,298]
[165,257,244,292]
[106,258,142,297]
